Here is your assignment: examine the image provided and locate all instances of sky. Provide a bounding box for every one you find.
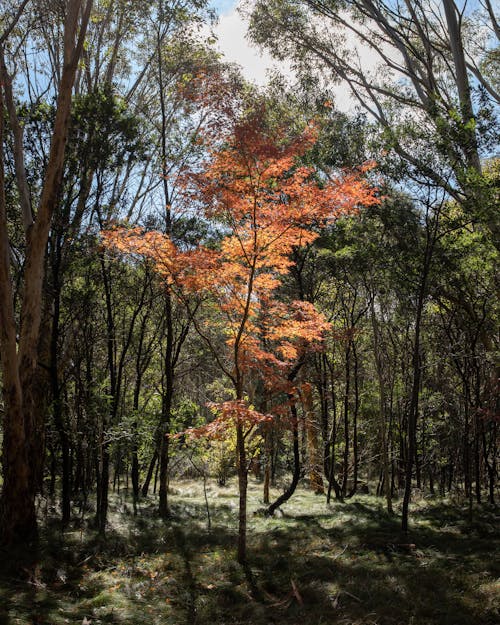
[209,1,289,86]
[208,1,377,112]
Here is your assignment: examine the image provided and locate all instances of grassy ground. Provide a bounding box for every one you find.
[0,478,498,625]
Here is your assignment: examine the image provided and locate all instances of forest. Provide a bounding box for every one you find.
[0,1,498,624]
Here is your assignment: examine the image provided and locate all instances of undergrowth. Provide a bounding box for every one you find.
[0,479,498,625]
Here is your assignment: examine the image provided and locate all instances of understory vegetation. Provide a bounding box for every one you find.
[1,481,498,625]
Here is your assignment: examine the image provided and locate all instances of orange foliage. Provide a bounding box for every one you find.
[179,401,273,441]
[103,112,379,436]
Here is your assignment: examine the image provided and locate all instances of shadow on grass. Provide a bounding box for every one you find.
[245,497,499,625]
[0,490,498,625]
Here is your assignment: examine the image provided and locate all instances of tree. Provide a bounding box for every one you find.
[247,0,499,244]
[0,0,93,545]
[104,107,378,561]
[9,0,220,531]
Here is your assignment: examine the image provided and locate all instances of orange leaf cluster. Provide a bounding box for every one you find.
[103,113,380,438]
[181,401,273,441]
[102,227,219,293]
[174,121,379,347]
[235,300,332,392]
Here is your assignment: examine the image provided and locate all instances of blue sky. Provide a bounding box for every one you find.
[210,0,236,14]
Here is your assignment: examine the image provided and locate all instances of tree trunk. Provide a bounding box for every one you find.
[303,383,324,494]
[341,343,351,497]
[402,209,437,532]
[348,341,359,497]
[142,449,158,497]
[263,428,272,504]
[267,401,301,515]
[370,295,393,514]
[0,0,93,546]
[158,290,173,519]
[236,420,248,564]
[327,364,342,503]
[49,236,71,524]
[0,92,37,543]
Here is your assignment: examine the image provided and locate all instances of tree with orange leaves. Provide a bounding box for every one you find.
[104,108,378,562]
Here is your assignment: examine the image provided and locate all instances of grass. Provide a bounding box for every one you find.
[0,478,498,625]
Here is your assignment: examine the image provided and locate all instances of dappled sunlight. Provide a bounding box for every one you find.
[1,479,497,625]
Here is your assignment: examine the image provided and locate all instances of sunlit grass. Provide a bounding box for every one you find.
[0,477,498,625]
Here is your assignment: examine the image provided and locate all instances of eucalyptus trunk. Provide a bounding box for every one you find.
[0,0,92,545]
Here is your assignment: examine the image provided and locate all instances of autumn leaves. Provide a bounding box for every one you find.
[102,107,377,560]
[104,112,377,434]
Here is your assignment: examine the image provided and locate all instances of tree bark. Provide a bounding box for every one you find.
[267,401,301,515]
[303,383,324,494]
[0,0,92,545]
[236,420,248,564]
[370,295,393,514]
[402,208,438,532]
[142,449,158,497]
[0,95,36,541]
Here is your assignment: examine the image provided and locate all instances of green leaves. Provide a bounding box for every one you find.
[68,85,146,171]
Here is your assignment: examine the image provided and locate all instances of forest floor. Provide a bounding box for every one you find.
[0,478,498,625]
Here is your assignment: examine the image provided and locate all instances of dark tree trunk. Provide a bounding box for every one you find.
[348,341,359,497]
[142,449,158,497]
[158,290,173,519]
[236,420,248,563]
[341,343,351,497]
[267,402,301,515]
[49,235,71,525]
[263,427,272,504]
[97,444,110,535]
[327,364,342,503]
[402,207,438,533]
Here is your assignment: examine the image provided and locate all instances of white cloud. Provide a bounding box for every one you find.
[212,6,361,112]
[210,2,401,114]
[211,3,292,86]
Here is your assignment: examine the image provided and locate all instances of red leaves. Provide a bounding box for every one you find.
[102,109,380,440]
[181,401,273,441]
[102,226,219,293]
[235,300,331,392]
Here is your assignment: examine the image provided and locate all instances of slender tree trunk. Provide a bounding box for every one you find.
[131,370,142,512]
[303,384,324,493]
[341,343,351,497]
[95,250,116,535]
[267,401,301,515]
[131,313,150,510]
[483,423,496,504]
[98,445,110,535]
[158,290,173,519]
[142,449,158,497]
[327,365,342,503]
[474,370,482,504]
[157,11,175,517]
[317,354,330,479]
[348,341,359,497]
[154,458,160,494]
[263,427,272,504]
[370,295,393,514]
[49,234,71,525]
[236,420,248,564]
[402,209,437,532]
